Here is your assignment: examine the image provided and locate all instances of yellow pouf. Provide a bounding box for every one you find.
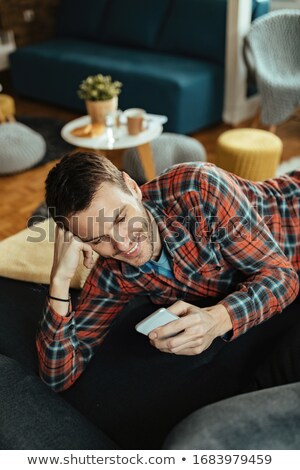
[0,94,16,122]
[216,128,283,181]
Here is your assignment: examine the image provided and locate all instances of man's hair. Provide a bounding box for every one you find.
[45,151,130,221]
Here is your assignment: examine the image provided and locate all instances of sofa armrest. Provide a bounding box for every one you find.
[163,382,300,450]
[0,354,118,449]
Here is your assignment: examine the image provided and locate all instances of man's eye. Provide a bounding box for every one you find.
[92,235,111,244]
[91,238,102,245]
[117,216,126,223]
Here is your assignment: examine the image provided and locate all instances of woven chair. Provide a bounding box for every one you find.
[244,9,300,130]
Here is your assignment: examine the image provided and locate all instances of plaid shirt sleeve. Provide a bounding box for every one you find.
[199,166,299,339]
[36,265,130,392]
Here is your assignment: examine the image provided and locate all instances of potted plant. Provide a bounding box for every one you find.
[77,74,122,125]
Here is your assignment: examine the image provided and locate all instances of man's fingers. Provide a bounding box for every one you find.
[54,224,64,247]
[55,224,66,239]
[164,333,203,351]
[150,313,198,340]
[174,347,205,356]
[64,231,74,243]
[150,338,206,356]
[151,332,201,352]
[165,344,207,356]
[166,300,190,317]
[54,228,94,269]
[81,243,94,268]
[56,226,73,245]
[169,339,204,354]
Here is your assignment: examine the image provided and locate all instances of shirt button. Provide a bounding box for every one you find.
[69,324,75,330]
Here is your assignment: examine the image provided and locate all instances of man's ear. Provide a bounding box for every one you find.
[122,171,142,200]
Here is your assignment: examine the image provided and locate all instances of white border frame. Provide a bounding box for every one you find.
[223,0,260,125]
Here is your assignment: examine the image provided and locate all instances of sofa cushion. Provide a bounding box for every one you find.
[157,0,227,65]
[0,218,98,288]
[100,0,170,49]
[57,0,108,41]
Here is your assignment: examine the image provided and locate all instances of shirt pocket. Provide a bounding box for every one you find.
[198,243,225,277]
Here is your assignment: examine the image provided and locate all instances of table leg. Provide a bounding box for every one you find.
[137,143,156,181]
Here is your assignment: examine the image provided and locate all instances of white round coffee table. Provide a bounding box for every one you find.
[61,114,168,181]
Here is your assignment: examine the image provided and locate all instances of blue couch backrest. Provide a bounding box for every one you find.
[56,0,228,64]
[56,0,268,66]
[57,0,108,41]
[157,0,227,65]
[57,0,171,49]
[99,0,171,49]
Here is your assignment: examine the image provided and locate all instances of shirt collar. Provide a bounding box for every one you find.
[144,200,191,254]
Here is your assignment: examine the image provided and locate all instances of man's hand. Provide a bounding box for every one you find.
[48,224,94,317]
[51,224,94,283]
[148,301,232,355]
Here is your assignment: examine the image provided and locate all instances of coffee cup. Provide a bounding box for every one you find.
[124,108,146,135]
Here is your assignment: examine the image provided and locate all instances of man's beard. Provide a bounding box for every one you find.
[111,202,155,265]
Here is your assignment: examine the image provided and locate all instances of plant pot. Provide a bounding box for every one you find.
[85,97,118,125]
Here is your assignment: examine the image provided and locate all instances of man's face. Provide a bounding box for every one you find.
[68,176,161,266]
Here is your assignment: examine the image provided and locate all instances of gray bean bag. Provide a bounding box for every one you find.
[0,122,46,174]
[123,132,206,183]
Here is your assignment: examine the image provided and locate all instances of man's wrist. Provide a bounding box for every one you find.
[207,304,233,337]
[48,278,71,317]
[50,277,70,295]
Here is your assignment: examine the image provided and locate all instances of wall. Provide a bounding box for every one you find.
[0,0,60,47]
[271,0,300,9]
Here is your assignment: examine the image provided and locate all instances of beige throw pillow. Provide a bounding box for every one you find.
[0,218,98,288]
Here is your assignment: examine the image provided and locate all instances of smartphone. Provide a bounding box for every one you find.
[135,308,178,336]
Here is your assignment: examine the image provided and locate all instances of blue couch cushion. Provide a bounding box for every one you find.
[157,0,227,65]
[100,0,171,49]
[57,0,108,41]
[10,39,224,134]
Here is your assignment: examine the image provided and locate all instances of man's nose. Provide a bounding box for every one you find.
[112,233,131,252]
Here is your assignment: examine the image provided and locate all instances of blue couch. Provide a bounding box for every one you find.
[10,0,269,134]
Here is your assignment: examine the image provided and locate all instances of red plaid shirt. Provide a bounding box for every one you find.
[37,163,300,391]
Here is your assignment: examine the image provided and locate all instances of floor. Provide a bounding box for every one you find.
[0,85,299,241]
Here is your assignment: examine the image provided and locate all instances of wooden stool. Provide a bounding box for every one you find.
[0,94,16,123]
[216,128,283,181]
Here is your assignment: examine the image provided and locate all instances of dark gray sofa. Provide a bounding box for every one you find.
[1,275,300,450]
